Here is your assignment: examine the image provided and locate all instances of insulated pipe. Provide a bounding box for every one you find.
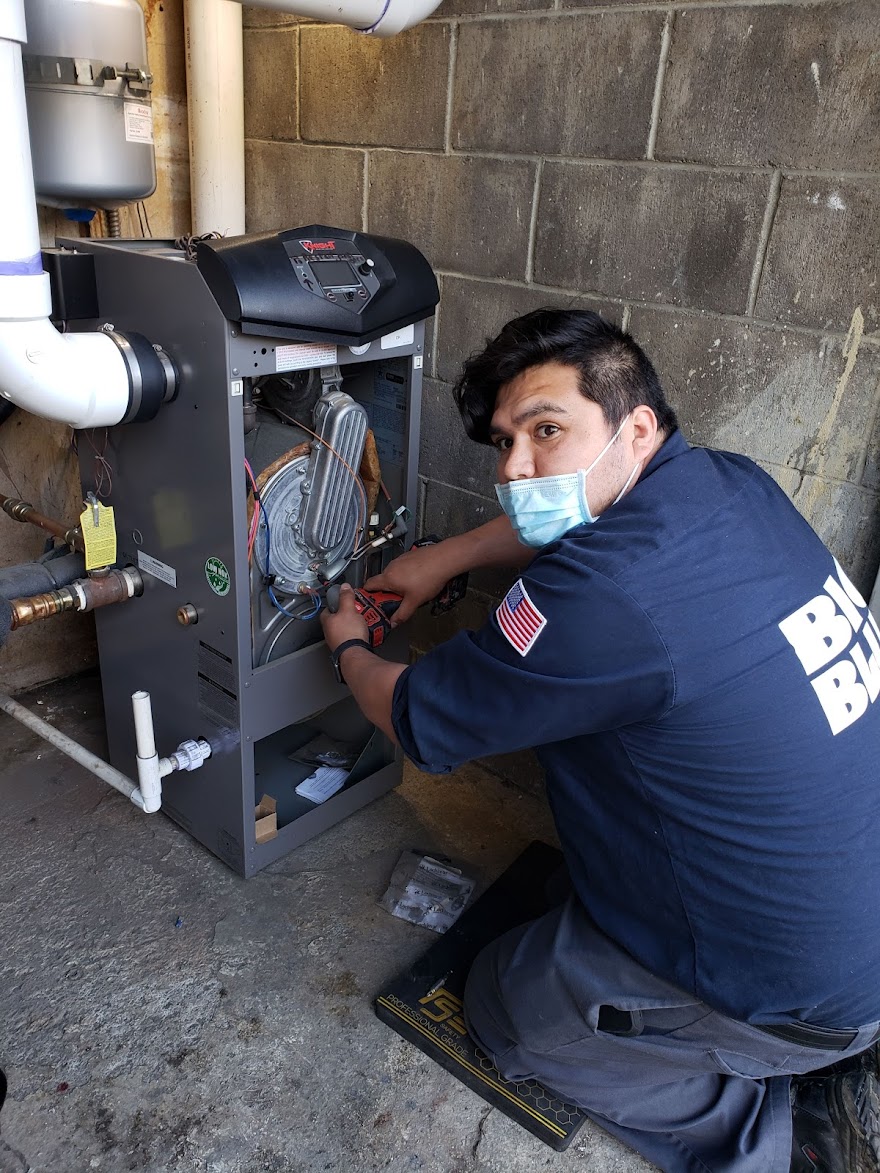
[0,6,132,428]
[0,551,85,599]
[0,690,140,803]
[184,0,245,237]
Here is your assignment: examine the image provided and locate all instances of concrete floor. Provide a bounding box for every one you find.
[0,672,653,1173]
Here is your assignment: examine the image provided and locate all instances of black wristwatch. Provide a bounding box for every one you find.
[330,638,374,684]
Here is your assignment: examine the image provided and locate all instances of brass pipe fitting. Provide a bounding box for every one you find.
[10,567,143,629]
[0,494,83,552]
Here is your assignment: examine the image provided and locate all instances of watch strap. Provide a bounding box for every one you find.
[331,638,374,684]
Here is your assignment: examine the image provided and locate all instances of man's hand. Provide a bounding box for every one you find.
[320,583,369,652]
[364,542,461,625]
[319,582,406,744]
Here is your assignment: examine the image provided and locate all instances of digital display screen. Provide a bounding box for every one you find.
[310,260,359,289]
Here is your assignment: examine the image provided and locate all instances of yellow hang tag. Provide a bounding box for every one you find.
[79,499,117,571]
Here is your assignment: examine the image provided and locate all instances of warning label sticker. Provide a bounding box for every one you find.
[359,362,408,467]
[124,102,154,145]
[137,551,177,588]
[276,343,337,373]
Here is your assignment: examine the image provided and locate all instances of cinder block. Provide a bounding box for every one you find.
[561,0,668,6]
[759,464,880,599]
[436,275,621,385]
[453,12,663,157]
[242,6,303,28]
[535,163,768,314]
[421,477,500,537]
[301,24,449,149]
[243,29,297,142]
[755,178,880,334]
[368,152,535,279]
[420,479,515,599]
[436,0,551,14]
[857,380,880,493]
[629,307,880,485]
[245,141,364,233]
[419,376,499,497]
[656,4,880,170]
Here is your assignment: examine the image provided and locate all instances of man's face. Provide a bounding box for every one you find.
[490,361,638,517]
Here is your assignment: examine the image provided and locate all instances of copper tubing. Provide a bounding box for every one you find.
[10,567,143,629]
[0,494,83,552]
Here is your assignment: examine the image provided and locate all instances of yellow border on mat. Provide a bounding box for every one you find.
[376,996,567,1139]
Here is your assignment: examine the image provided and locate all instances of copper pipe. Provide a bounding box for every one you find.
[0,494,83,552]
[10,567,143,629]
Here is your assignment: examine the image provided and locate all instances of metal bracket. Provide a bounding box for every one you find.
[23,54,153,96]
[319,364,343,395]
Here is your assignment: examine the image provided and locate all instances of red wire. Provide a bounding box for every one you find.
[244,460,260,563]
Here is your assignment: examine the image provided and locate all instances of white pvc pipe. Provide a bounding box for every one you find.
[0,9,131,428]
[0,690,140,803]
[184,0,246,237]
[0,318,132,428]
[235,0,444,36]
[132,690,164,813]
[185,0,443,239]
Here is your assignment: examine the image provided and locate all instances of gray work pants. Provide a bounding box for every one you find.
[463,897,878,1173]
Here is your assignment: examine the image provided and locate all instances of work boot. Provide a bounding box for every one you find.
[791,1070,880,1172]
[0,1071,30,1173]
[805,1039,880,1081]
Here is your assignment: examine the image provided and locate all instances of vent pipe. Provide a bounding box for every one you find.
[184,0,444,238]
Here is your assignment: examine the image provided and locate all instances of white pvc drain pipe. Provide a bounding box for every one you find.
[0,689,141,803]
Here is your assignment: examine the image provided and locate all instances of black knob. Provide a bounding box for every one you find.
[357,261,373,277]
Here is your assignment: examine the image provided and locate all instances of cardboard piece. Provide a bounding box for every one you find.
[254,794,278,844]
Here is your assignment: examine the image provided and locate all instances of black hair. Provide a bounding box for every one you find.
[453,308,678,444]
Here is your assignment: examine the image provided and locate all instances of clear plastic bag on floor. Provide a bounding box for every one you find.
[379,851,475,934]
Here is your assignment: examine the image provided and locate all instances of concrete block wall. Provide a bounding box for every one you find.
[243,1,880,785]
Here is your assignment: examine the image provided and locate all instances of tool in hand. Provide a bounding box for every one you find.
[325,535,468,650]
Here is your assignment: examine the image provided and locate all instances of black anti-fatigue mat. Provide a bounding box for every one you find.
[375,841,588,1151]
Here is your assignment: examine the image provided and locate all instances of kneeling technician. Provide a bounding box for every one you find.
[320,309,880,1173]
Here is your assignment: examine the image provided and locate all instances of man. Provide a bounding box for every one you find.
[321,309,880,1173]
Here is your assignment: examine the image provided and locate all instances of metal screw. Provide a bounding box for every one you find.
[232,368,239,376]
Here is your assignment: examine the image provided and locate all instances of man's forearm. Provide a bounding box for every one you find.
[337,648,407,744]
[440,514,533,576]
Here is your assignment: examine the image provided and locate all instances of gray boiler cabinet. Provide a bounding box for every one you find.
[67,232,435,876]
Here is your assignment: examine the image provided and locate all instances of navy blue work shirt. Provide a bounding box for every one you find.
[392,430,880,1029]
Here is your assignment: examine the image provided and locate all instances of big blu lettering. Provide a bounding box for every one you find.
[779,560,880,736]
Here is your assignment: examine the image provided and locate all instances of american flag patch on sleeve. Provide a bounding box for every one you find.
[496,579,547,657]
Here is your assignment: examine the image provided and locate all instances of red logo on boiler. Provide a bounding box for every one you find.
[300,240,336,253]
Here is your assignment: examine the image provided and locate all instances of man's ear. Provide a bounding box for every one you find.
[631,405,659,459]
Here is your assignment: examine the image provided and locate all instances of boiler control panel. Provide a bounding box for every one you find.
[196,224,439,346]
[286,243,380,311]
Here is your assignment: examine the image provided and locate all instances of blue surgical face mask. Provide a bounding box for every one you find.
[495,414,638,548]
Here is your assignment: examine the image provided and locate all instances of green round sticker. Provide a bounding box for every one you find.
[205,556,230,596]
